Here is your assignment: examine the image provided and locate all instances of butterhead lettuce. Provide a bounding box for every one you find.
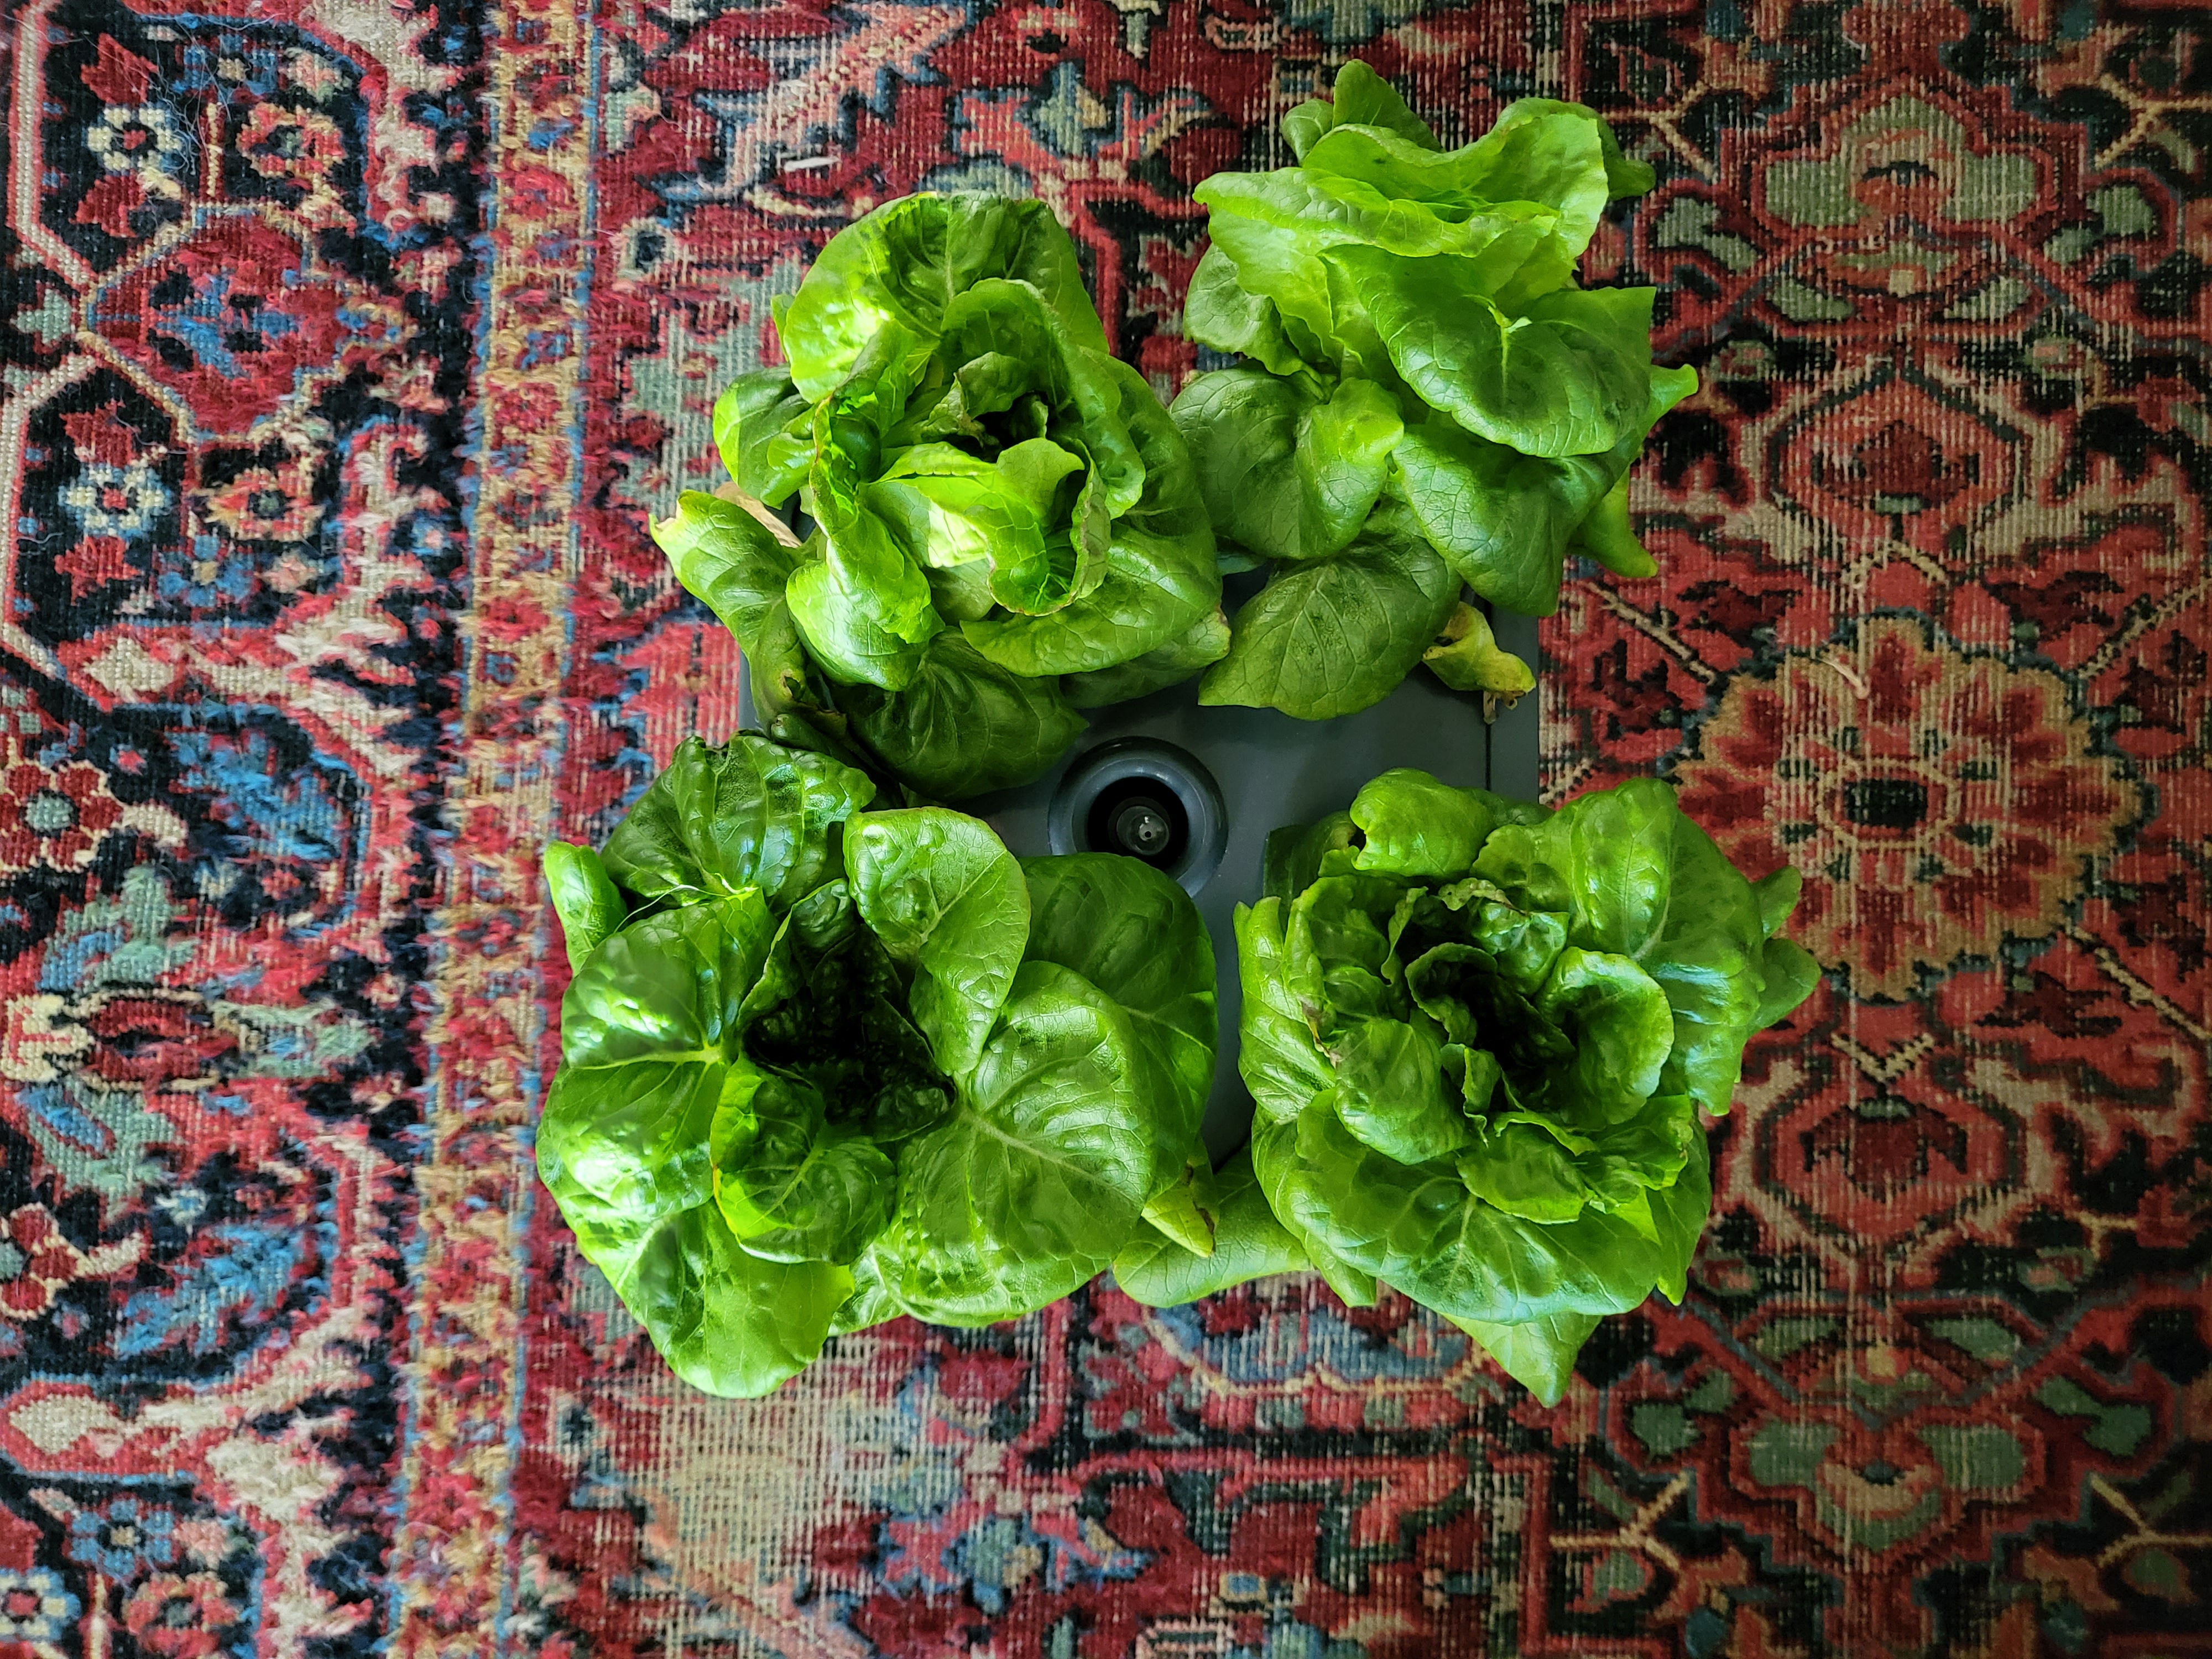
[538,733,1220,1396]
[1173,62,1692,719]
[1233,770,1818,1402]
[654,194,1224,800]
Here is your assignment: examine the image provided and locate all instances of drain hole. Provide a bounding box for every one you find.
[1046,738,1227,897]
[1088,778,1189,870]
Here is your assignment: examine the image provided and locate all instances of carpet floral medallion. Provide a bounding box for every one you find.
[0,0,2203,1653]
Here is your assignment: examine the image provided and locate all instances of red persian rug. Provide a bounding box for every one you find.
[1,0,2205,1653]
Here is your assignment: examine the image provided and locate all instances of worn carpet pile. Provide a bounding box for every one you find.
[0,0,2206,1652]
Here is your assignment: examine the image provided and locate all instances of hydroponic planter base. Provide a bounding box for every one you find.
[743,603,1542,1158]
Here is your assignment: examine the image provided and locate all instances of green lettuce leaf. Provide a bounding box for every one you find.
[1473,778,1791,1112]
[1392,366,1696,615]
[613,1206,854,1399]
[1113,1147,1311,1306]
[1021,854,1216,1180]
[601,734,875,912]
[846,807,1030,1079]
[538,893,853,1397]
[713,370,812,505]
[1061,608,1232,708]
[884,959,1156,1322]
[1328,253,1653,458]
[1232,898,1336,1126]
[1199,508,1459,720]
[1281,59,1441,160]
[1447,1310,1601,1407]
[1184,246,1308,377]
[1238,768,1819,1393]
[1421,602,1536,697]
[960,357,1218,677]
[837,630,1089,799]
[542,735,1222,1393]
[1348,768,1499,879]
[674,193,1218,797]
[776,194,1107,400]
[713,1071,896,1264]
[1171,369,1402,563]
[544,840,626,972]
[1174,65,1681,712]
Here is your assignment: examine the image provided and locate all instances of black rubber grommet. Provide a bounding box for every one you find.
[1046,738,1227,897]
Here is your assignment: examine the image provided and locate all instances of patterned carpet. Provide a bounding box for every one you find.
[2,0,2206,1653]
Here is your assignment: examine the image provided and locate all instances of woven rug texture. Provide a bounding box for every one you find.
[1,0,2206,1652]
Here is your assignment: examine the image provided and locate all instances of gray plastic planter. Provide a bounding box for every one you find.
[741,600,1541,1159]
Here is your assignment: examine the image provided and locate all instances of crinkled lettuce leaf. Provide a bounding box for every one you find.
[1112,1146,1311,1307]
[539,736,1222,1395]
[665,193,1223,798]
[1237,769,1818,1402]
[1175,64,1687,714]
[1199,504,1459,720]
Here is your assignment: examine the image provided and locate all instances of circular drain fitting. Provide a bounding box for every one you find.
[1046,738,1227,896]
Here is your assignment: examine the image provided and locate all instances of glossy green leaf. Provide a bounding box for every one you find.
[1171,371,1403,564]
[786,542,937,691]
[1535,946,1677,1122]
[653,490,800,654]
[1233,899,1335,1127]
[544,896,773,1193]
[776,194,1106,400]
[1238,769,1819,1371]
[1061,608,1232,708]
[1468,896,1568,990]
[1139,1160,1218,1258]
[1328,1016,1473,1164]
[1423,603,1536,696]
[1474,778,1783,1111]
[846,807,1029,1079]
[1479,97,1653,202]
[960,357,1217,676]
[601,734,875,912]
[1021,854,1216,1170]
[539,893,846,1398]
[1567,476,1657,578]
[544,841,625,972]
[839,630,1088,799]
[1449,102,1614,299]
[1349,769,1494,879]
[1454,1114,1592,1223]
[1201,509,1460,720]
[889,960,1154,1322]
[714,1071,896,1265]
[615,1204,852,1397]
[1280,59,1441,161]
[653,495,855,749]
[1192,201,1338,367]
[1392,366,1695,615]
[1328,249,1652,458]
[1273,1097,1667,1323]
[1262,812,1357,904]
[827,1243,904,1336]
[1250,1113,1380,1307]
[713,370,812,504]
[1183,244,1308,377]
[1285,872,1406,1027]
[1647,1125,1712,1304]
[1752,865,1806,938]
[1755,937,1822,1034]
[1113,1146,1311,1306]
